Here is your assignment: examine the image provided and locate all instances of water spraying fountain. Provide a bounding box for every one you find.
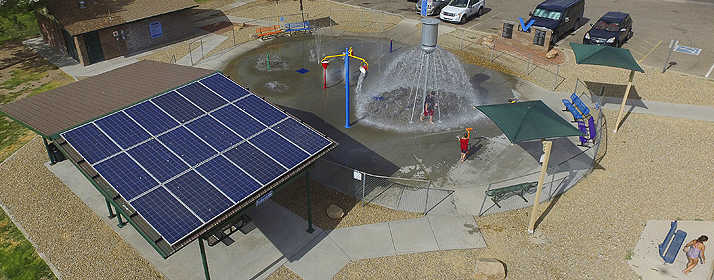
[356,18,481,131]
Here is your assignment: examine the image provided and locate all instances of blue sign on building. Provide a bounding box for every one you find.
[149,21,163,39]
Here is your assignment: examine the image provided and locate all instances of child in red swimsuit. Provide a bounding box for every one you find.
[458,132,470,162]
[420,91,437,124]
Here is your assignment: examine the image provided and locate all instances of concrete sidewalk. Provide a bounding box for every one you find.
[629,220,714,280]
[286,215,486,279]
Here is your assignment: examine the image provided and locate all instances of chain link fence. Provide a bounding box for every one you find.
[311,159,454,215]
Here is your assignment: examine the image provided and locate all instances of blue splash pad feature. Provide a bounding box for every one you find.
[296,68,309,74]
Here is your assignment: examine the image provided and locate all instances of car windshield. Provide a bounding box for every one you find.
[449,0,469,8]
[593,20,620,32]
[532,8,562,20]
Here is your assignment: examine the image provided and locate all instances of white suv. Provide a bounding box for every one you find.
[439,0,485,24]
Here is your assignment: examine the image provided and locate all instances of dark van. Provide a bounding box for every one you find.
[528,0,585,44]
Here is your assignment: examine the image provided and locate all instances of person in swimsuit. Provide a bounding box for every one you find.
[458,132,469,162]
[420,91,437,124]
[683,235,707,274]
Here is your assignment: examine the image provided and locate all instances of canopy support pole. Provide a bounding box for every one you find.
[305,169,314,233]
[613,70,635,133]
[105,198,116,218]
[42,136,56,165]
[528,140,552,233]
[116,205,127,228]
[199,236,211,280]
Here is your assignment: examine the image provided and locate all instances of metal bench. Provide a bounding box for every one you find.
[562,99,583,122]
[570,93,591,117]
[485,182,537,208]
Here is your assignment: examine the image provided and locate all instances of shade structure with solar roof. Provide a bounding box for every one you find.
[60,72,334,248]
[0,62,336,263]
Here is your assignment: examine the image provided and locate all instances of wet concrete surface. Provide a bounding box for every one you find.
[223,35,587,199]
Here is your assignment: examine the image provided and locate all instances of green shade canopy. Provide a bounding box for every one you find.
[569,43,644,73]
[475,100,582,143]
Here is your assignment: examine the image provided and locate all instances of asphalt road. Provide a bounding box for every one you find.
[333,0,714,78]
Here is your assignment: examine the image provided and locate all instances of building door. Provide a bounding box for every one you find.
[84,31,105,64]
[62,29,78,61]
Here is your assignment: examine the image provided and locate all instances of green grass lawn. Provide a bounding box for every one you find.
[0,211,56,280]
[0,39,74,280]
[0,8,39,44]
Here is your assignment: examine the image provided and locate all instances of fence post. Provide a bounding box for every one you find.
[232,26,236,46]
[190,42,194,66]
[361,172,366,207]
[553,64,560,90]
[424,181,431,214]
[200,39,204,61]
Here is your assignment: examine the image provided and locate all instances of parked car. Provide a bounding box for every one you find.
[528,0,584,44]
[416,0,449,16]
[439,0,485,24]
[583,12,633,47]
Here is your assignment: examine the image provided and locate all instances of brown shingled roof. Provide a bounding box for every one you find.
[0,60,215,137]
[47,0,198,35]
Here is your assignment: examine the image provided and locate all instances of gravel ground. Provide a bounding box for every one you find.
[0,137,164,280]
[328,110,714,280]
[265,265,302,280]
[271,177,422,231]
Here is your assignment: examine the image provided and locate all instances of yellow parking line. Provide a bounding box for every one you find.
[638,40,662,64]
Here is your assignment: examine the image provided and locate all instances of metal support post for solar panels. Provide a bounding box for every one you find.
[105,198,116,218]
[305,169,314,233]
[116,205,127,228]
[42,136,55,165]
[199,236,211,280]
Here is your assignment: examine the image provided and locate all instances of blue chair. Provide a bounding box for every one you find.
[570,93,591,117]
[562,99,583,122]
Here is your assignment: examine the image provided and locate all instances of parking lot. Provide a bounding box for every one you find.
[333,0,714,78]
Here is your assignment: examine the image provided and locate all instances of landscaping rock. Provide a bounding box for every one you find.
[326,204,344,219]
[474,258,506,280]
[545,48,559,59]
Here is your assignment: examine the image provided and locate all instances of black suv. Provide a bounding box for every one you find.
[583,12,633,47]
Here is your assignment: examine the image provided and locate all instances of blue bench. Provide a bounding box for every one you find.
[570,93,591,117]
[562,99,583,122]
[587,116,596,143]
[284,21,311,32]
[577,121,588,146]
[658,221,688,264]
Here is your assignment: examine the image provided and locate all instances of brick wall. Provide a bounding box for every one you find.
[115,9,195,55]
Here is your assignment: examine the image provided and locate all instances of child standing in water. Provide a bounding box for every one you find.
[458,132,470,162]
[420,91,437,124]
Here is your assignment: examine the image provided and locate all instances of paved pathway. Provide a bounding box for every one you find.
[284,215,486,280]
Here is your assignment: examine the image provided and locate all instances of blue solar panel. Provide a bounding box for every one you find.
[158,127,215,166]
[164,171,233,221]
[197,156,262,202]
[152,91,204,123]
[176,83,227,112]
[95,112,150,149]
[250,130,309,168]
[185,116,242,151]
[62,74,335,247]
[272,119,332,154]
[131,187,203,244]
[211,105,265,138]
[235,95,286,125]
[125,101,178,135]
[128,140,188,182]
[94,153,158,200]
[224,142,286,185]
[200,74,249,101]
[62,123,121,164]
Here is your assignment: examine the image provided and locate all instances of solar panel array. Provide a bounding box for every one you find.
[61,73,333,245]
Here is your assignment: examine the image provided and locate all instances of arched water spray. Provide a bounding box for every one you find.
[355,18,480,131]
